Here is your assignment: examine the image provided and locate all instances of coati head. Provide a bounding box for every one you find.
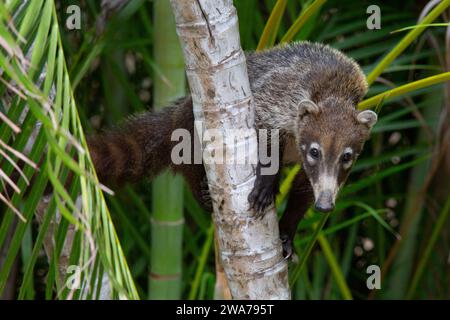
[296,98,377,213]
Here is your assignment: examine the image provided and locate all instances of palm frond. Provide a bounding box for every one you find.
[0,0,138,299]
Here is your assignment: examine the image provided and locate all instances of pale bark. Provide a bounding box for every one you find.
[169,0,290,299]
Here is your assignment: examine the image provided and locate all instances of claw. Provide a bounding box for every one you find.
[281,235,293,260]
[200,176,213,212]
[248,182,275,219]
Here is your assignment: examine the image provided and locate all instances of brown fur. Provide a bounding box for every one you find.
[87,42,373,251]
[87,97,208,208]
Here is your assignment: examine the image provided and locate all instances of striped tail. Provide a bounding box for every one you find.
[87,97,194,186]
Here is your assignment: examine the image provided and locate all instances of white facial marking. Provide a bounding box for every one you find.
[343,160,353,170]
[306,153,316,164]
[320,174,338,197]
[310,142,320,151]
[312,172,339,201]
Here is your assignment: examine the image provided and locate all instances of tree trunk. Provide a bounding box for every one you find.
[169,0,290,299]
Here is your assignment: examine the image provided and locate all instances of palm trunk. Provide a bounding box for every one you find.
[169,0,290,299]
[149,0,186,299]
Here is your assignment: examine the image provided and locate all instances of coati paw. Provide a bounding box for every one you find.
[200,176,213,212]
[248,181,275,218]
[201,190,213,212]
[281,234,293,260]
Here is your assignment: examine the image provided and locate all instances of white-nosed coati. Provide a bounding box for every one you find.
[87,41,377,257]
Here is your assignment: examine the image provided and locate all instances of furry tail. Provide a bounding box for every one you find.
[87,97,194,186]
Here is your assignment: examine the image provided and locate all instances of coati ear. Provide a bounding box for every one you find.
[357,110,378,129]
[298,99,320,118]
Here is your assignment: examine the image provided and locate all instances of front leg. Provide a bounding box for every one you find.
[279,169,314,258]
[248,161,279,217]
[248,129,282,217]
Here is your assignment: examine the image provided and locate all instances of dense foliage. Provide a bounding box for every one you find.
[0,0,449,299]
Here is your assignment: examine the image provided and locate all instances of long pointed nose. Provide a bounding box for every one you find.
[314,190,335,213]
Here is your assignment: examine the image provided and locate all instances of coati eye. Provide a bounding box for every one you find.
[342,152,352,162]
[306,143,321,164]
[309,148,319,159]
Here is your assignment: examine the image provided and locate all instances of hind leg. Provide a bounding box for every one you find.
[174,163,212,212]
[279,169,314,258]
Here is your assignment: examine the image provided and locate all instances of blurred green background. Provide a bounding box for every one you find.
[0,0,449,300]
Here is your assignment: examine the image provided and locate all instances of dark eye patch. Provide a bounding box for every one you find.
[309,147,319,159]
[342,152,352,162]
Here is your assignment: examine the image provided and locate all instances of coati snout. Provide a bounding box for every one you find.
[296,99,378,213]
